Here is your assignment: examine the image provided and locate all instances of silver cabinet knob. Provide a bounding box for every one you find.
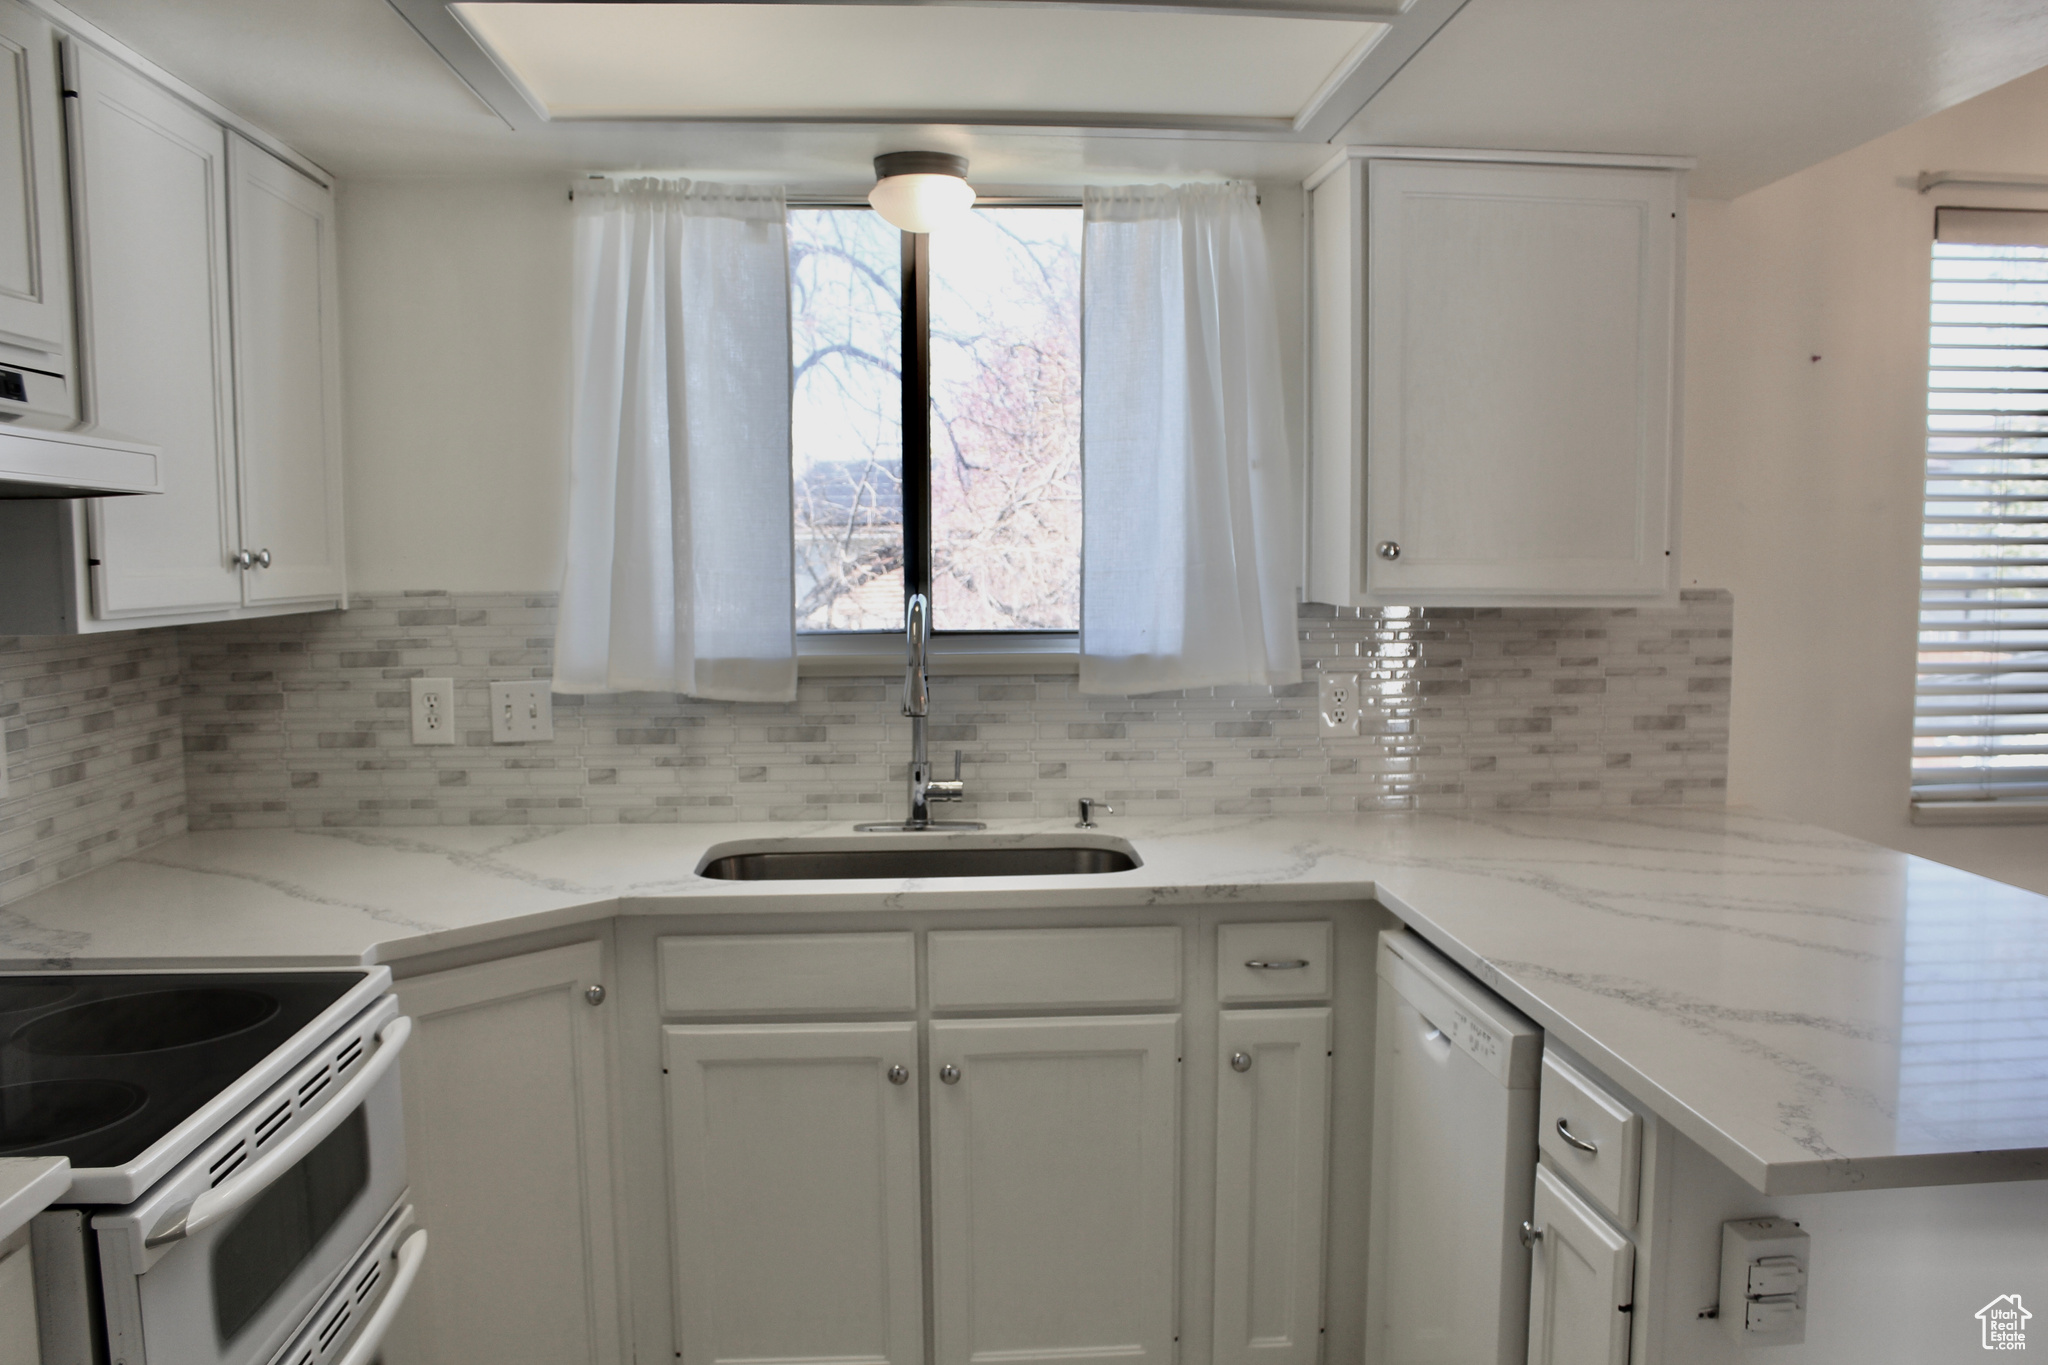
[1230,1051,1253,1073]
[255,548,272,568]
[1521,1220,1542,1249]
[939,1064,961,1085]
[887,1065,909,1085]
[585,984,606,1006]
[233,548,254,569]
[1245,959,1310,970]
[1376,541,1401,561]
[1555,1117,1599,1153]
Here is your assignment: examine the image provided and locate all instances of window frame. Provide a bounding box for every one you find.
[790,195,1084,667]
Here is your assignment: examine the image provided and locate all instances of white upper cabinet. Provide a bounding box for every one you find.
[0,0,74,425]
[1309,154,1683,606]
[67,41,241,618]
[227,132,345,605]
[0,38,346,633]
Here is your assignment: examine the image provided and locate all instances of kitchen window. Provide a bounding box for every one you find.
[788,204,1083,637]
[1913,207,2048,822]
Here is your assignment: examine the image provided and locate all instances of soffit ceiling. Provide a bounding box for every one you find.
[48,0,2048,197]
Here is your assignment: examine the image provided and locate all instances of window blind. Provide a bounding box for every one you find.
[1913,207,2048,823]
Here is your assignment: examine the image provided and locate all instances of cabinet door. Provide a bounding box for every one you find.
[0,1236,37,1365]
[228,132,344,605]
[67,42,241,617]
[1363,159,1677,601]
[664,1021,924,1365]
[1213,1008,1331,1365]
[929,1015,1179,1365]
[0,0,71,360]
[385,942,622,1365]
[1526,1164,1633,1365]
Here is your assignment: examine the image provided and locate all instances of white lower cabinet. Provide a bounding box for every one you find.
[1212,1008,1331,1365]
[640,915,1364,1365]
[0,1234,38,1365]
[662,1022,925,1365]
[929,1015,1181,1365]
[386,942,622,1365]
[1526,1164,1634,1365]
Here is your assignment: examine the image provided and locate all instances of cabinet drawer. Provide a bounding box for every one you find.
[1216,921,1333,1001]
[928,927,1181,1009]
[1538,1050,1642,1227]
[659,933,917,1015]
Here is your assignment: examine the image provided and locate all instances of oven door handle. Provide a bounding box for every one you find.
[334,1228,429,1365]
[146,1015,414,1248]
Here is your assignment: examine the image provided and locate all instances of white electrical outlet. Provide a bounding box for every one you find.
[1720,1217,1809,1347]
[410,677,457,745]
[1319,671,1361,737]
[490,680,554,743]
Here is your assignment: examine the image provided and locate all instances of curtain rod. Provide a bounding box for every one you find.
[1918,170,2048,194]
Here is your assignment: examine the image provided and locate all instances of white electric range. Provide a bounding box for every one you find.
[1,967,425,1365]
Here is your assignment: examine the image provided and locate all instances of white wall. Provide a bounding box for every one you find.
[1682,64,2048,894]
[338,177,573,593]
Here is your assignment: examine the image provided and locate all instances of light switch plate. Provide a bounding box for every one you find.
[490,680,554,743]
[410,677,457,745]
[1318,672,1361,737]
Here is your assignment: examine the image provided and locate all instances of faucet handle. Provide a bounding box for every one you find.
[1077,797,1115,829]
[924,750,968,804]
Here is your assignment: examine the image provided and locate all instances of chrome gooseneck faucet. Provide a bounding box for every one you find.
[858,593,983,832]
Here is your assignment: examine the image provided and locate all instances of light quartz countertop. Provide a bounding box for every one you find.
[0,1157,69,1243]
[2,808,2044,1198]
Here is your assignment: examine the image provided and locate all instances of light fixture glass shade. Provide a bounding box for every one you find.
[869,172,977,233]
[868,153,976,234]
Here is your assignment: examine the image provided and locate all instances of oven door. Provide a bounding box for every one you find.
[91,995,411,1365]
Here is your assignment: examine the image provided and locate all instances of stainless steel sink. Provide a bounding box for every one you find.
[697,844,1141,881]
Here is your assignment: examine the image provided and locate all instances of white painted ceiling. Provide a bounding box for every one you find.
[451,3,1388,123]
[50,0,2048,197]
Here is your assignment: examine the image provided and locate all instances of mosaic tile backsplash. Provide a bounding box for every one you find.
[0,629,186,908]
[172,590,1732,832]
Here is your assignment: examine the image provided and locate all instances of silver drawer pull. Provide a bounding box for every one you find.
[939,1064,960,1085]
[1245,959,1310,970]
[887,1065,909,1085]
[1556,1117,1600,1154]
[1230,1051,1253,1073]
[1520,1220,1542,1249]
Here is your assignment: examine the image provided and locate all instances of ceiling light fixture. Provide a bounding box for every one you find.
[869,151,976,234]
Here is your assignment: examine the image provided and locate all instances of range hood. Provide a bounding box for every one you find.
[0,424,160,498]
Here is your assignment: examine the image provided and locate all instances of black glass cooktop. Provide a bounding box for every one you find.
[0,972,367,1171]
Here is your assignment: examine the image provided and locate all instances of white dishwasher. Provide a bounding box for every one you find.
[1365,929,1542,1365]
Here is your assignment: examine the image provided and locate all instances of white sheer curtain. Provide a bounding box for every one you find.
[554,179,797,702]
[1079,182,1301,695]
